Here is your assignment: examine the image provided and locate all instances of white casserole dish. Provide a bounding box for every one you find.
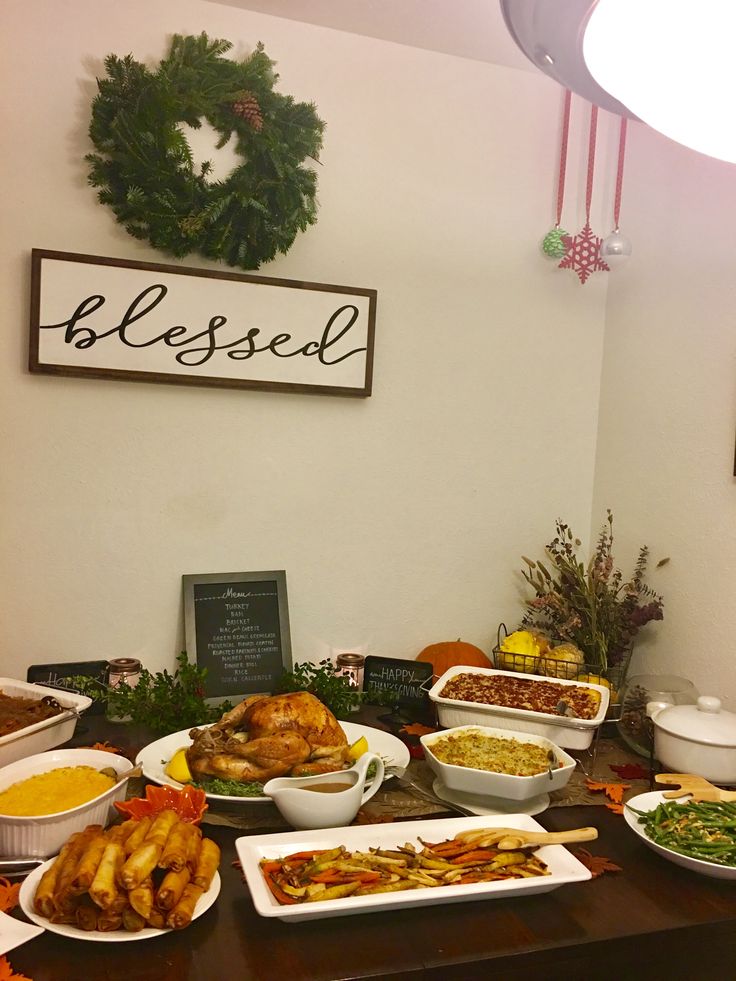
[0,748,134,858]
[0,678,92,767]
[420,725,576,800]
[648,695,736,785]
[427,665,610,750]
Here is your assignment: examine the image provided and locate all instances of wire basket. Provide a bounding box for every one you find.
[491,624,630,723]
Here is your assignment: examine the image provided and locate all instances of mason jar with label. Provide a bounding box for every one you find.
[106,658,142,721]
[335,653,365,690]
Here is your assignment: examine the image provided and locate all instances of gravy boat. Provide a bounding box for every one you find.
[263,752,384,830]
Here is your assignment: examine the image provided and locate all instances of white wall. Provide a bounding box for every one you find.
[594,121,736,707]
[0,0,610,679]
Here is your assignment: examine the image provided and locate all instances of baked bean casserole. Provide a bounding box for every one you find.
[0,690,65,737]
[439,673,601,720]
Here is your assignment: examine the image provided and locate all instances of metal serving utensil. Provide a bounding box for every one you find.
[386,771,476,817]
[0,858,44,878]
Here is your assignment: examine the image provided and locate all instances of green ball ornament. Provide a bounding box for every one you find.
[542,227,569,259]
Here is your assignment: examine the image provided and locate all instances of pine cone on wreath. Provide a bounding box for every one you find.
[231,90,263,131]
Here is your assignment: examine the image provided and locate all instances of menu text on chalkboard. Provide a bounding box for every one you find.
[183,571,292,698]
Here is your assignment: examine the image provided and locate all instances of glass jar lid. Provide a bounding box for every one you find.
[649,696,736,748]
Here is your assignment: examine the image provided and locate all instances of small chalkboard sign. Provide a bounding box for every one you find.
[183,571,292,699]
[26,660,109,715]
[363,656,433,712]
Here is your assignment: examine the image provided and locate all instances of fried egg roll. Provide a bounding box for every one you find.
[96,910,123,932]
[123,815,152,855]
[192,838,221,890]
[166,883,203,930]
[156,866,190,911]
[120,840,163,890]
[74,895,99,931]
[69,833,108,894]
[89,840,124,909]
[122,904,147,933]
[34,846,68,917]
[53,826,102,913]
[143,809,179,848]
[146,908,166,929]
[128,876,154,920]
[159,819,199,872]
[107,818,137,845]
[185,824,203,872]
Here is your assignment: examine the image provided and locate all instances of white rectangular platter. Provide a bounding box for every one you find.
[236,814,591,922]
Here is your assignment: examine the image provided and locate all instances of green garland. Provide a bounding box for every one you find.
[86,33,325,270]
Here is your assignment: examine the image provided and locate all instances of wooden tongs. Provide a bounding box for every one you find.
[456,826,598,851]
[655,773,736,802]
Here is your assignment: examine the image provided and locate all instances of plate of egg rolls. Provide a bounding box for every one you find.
[19,810,221,941]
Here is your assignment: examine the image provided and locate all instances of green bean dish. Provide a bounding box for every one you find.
[629,799,736,866]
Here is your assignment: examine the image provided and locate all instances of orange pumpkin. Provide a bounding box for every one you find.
[415,639,492,679]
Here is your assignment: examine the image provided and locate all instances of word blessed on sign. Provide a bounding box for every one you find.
[29,250,377,397]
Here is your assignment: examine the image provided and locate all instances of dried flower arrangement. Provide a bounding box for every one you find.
[520,510,666,672]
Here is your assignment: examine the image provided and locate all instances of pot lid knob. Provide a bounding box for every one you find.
[697,695,721,714]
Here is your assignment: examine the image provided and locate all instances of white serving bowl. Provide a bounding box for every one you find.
[624,790,736,880]
[0,679,92,767]
[0,748,134,858]
[427,665,610,750]
[420,725,576,801]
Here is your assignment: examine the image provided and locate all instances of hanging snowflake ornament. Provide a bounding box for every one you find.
[542,226,570,258]
[559,223,609,284]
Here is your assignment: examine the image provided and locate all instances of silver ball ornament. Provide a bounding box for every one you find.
[600,230,632,267]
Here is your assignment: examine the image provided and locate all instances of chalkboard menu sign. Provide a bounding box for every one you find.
[183,571,292,698]
[26,660,109,715]
[363,656,433,714]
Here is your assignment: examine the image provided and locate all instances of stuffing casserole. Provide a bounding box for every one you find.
[427,729,560,776]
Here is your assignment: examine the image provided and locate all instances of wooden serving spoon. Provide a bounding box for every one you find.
[456,826,598,850]
[655,773,736,802]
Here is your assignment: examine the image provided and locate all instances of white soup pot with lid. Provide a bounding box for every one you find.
[647,695,736,785]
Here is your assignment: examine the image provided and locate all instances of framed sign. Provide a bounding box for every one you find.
[27,660,109,715]
[363,656,434,711]
[183,571,292,698]
[30,249,376,398]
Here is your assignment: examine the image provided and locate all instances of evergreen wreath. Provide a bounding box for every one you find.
[86,33,325,270]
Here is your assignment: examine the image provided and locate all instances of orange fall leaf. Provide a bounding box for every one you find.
[400,723,436,737]
[0,878,20,913]
[79,741,122,754]
[585,778,631,806]
[573,847,623,878]
[0,956,34,981]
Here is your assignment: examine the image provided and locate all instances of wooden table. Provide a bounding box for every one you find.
[7,721,736,980]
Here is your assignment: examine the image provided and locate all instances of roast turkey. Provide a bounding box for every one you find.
[186,691,350,783]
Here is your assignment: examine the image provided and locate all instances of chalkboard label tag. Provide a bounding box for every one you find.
[363,656,433,713]
[26,660,109,715]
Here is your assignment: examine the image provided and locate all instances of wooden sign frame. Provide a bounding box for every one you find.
[182,571,292,698]
[30,249,376,398]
